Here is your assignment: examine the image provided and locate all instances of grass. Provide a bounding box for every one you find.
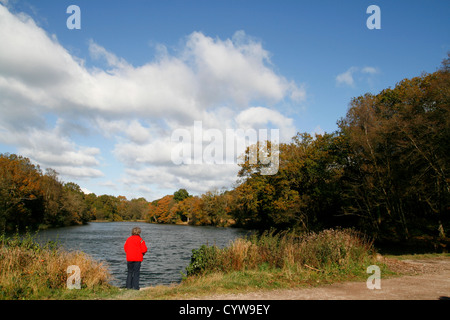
[185,228,378,276]
[128,228,389,300]
[3,228,442,300]
[0,232,117,299]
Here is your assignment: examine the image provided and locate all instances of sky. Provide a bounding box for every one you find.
[0,0,449,201]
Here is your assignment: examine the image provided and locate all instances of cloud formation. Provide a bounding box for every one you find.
[336,66,379,87]
[0,5,304,199]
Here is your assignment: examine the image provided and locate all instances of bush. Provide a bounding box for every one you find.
[185,245,219,276]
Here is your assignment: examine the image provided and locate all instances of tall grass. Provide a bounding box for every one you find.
[0,233,113,299]
[185,229,376,278]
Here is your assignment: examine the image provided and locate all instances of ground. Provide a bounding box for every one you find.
[194,257,450,300]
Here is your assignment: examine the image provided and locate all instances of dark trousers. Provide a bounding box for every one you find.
[126,261,141,290]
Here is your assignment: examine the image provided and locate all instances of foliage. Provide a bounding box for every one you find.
[185,245,219,277]
[173,188,191,202]
[232,133,346,231]
[185,229,375,277]
[0,153,151,231]
[0,154,91,231]
[229,56,449,242]
[338,58,449,240]
[0,154,44,232]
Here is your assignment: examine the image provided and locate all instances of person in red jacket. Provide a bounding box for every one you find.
[124,227,148,290]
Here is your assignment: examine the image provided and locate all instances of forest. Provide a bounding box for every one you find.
[0,57,448,245]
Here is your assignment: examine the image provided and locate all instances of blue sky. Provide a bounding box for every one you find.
[0,0,449,200]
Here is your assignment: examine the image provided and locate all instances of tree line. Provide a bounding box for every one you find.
[228,56,449,242]
[154,56,449,242]
[1,57,448,243]
[0,154,151,232]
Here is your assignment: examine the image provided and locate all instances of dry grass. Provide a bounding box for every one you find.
[0,233,113,299]
[186,228,376,276]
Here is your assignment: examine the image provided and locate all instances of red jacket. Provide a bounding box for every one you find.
[124,235,148,262]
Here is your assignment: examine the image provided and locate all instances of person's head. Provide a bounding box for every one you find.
[131,227,141,236]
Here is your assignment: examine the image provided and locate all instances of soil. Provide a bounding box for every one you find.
[197,257,450,300]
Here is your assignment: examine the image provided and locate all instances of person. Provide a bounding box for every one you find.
[124,227,148,290]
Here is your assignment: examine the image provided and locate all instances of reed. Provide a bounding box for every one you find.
[186,228,376,277]
[0,233,113,299]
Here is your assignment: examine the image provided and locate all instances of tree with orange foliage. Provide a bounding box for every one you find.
[0,153,44,231]
[153,195,176,224]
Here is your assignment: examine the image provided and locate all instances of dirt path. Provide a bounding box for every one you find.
[199,257,450,300]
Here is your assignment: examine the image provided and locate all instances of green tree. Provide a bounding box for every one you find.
[174,189,191,202]
[61,182,89,225]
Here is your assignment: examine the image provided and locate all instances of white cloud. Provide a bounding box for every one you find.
[361,66,378,74]
[311,125,325,137]
[336,66,379,87]
[88,40,131,70]
[0,5,305,199]
[0,124,103,180]
[81,187,93,195]
[236,106,296,141]
[336,67,357,87]
[185,31,302,107]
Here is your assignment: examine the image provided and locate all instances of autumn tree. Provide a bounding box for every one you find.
[153,195,176,223]
[232,134,346,231]
[339,56,449,240]
[0,154,44,231]
[177,196,204,225]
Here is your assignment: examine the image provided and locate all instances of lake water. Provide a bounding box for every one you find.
[36,222,250,288]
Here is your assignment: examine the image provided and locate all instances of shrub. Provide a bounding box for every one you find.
[185,245,219,276]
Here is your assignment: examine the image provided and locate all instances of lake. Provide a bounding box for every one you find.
[36,221,250,288]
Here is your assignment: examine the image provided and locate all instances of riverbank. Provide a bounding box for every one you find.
[1,229,449,300]
[0,233,115,299]
[109,253,450,300]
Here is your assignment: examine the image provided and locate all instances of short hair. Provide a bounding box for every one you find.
[131,227,141,236]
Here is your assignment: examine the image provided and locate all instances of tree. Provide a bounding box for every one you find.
[232,134,346,231]
[0,154,44,231]
[41,168,65,227]
[174,189,191,202]
[153,195,176,223]
[201,189,231,226]
[177,196,203,225]
[339,58,449,240]
[61,182,89,225]
[127,198,149,220]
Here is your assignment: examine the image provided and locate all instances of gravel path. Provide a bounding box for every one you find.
[199,257,450,300]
